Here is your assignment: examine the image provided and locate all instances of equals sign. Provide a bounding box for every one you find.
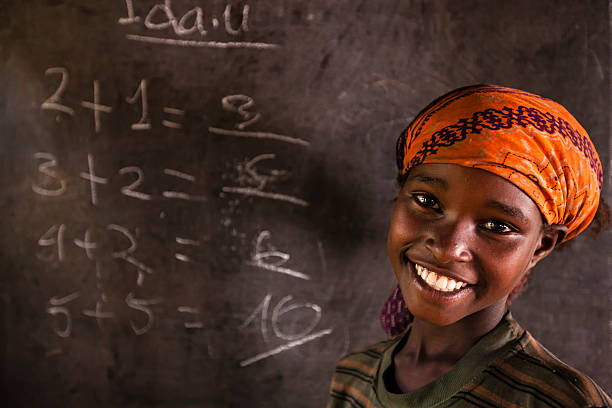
[162,107,185,129]
[175,237,200,262]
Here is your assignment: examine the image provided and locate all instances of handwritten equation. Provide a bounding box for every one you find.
[239,294,331,367]
[34,152,208,204]
[36,58,332,366]
[42,67,308,145]
[39,67,310,206]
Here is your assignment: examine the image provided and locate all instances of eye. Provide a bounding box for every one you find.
[480,220,514,234]
[412,192,441,212]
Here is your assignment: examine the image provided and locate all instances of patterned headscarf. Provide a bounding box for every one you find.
[381,84,603,338]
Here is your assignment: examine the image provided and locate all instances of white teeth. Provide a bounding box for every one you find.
[415,264,424,276]
[425,272,437,286]
[436,276,448,291]
[414,263,468,292]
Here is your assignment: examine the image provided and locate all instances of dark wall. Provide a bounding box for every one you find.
[1,1,610,406]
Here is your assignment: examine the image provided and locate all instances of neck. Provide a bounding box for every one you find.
[401,301,507,364]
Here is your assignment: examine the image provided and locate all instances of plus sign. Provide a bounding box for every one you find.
[73,228,97,260]
[82,296,115,329]
[80,154,108,206]
[80,80,112,133]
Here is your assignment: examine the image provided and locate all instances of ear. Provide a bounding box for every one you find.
[528,224,568,269]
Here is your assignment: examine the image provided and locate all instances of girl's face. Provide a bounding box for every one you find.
[387,163,558,326]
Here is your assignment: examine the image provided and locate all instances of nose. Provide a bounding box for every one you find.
[424,219,473,264]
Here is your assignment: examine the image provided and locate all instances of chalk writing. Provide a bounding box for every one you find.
[41,67,74,117]
[37,223,156,277]
[118,0,141,24]
[108,223,136,256]
[34,153,217,202]
[244,154,289,190]
[239,329,333,367]
[174,253,190,262]
[145,0,241,36]
[222,154,309,207]
[210,93,310,145]
[48,288,209,337]
[174,235,201,263]
[177,306,204,329]
[108,224,154,286]
[37,224,66,262]
[126,79,151,130]
[239,294,331,367]
[240,294,271,341]
[73,228,97,260]
[82,294,115,328]
[79,154,108,206]
[120,1,275,49]
[32,152,67,196]
[80,80,112,133]
[39,69,314,140]
[47,295,218,337]
[248,230,309,280]
[175,237,200,246]
[162,168,207,201]
[125,34,279,49]
[32,40,329,371]
[125,292,163,335]
[47,292,80,338]
[209,127,310,146]
[119,166,153,201]
[163,168,195,181]
[143,0,207,36]
[223,4,249,36]
[162,107,184,129]
[125,34,279,50]
[222,94,261,129]
[272,295,322,341]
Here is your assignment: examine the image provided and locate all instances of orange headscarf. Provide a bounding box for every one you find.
[382,85,603,338]
[396,84,602,241]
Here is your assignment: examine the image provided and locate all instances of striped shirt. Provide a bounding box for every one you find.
[327,312,611,407]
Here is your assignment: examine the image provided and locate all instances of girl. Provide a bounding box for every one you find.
[327,85,611,407]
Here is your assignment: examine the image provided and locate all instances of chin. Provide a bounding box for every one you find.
[401,293,465,327]
[409,307,464,327]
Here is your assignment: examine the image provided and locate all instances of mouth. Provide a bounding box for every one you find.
[415,263,470,293]
[402,255,476,300]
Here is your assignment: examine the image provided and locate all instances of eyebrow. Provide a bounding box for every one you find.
[412,175,449,189]
[485,200,528,223]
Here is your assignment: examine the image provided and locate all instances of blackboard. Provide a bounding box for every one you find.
[1,1,610,406]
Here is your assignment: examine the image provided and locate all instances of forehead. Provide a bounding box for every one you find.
[405,163,543,221]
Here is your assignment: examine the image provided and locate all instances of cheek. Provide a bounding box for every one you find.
[387,209,401,260]
[480,242,535,291]
[387,205,417,251]
[387,209,409,266]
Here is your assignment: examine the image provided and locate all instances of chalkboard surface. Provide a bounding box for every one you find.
[1,1,610,406]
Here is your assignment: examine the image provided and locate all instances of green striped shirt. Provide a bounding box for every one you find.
[327,312,611,407]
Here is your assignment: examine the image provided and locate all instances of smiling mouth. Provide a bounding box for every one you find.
[414,263,470,293]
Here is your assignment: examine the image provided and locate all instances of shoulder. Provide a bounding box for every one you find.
[327,338,397,408]
[334,338,395,380]
[478,330,611,408]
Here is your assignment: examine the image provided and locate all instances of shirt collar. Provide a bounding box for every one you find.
[375,311,525,407]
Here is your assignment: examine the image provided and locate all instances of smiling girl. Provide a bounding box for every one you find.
[327,85,611,407]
